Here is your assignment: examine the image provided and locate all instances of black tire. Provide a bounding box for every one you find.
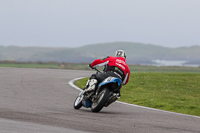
[91,88,110,112]
[73,95,83,109]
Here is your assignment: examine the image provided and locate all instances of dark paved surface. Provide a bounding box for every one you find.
[0,67,200,133]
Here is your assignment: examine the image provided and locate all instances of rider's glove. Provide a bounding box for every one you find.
[88,63,93,69]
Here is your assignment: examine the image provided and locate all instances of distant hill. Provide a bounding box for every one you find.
[0,42,200,66]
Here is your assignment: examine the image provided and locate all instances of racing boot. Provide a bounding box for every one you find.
[112,93,120,100]
[84,79,98,93]
[104,93,120,107]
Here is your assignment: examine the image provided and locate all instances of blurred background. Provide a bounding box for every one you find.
[0,0,200,67]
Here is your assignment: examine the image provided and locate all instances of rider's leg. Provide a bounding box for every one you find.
[84,74,98,92]
[84,79,98,92]
[114,84,122,98]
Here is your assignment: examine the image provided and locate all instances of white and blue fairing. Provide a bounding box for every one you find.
[98,77,122,87]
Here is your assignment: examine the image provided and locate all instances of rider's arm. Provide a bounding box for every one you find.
[91,56,110,68]
[123,68,130,85]
[123,73,130,85]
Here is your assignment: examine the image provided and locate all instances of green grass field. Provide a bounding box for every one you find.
[0,63,60,69]
[129,65,200,73]
[75,73,200,116]
[0,62,91,70]
[1,61,200,73]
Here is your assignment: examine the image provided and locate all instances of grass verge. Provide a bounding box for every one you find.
[75,73,200,116]
[0,61,200,73]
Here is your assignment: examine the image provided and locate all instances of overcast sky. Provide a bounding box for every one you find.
[0,0,200,48]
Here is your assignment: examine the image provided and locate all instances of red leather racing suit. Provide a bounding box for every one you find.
[91,56,130,85]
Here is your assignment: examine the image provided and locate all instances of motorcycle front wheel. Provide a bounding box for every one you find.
[91,88,110,112]
[73,93,83,109]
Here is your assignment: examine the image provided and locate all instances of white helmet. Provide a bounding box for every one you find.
[115,50,126,59]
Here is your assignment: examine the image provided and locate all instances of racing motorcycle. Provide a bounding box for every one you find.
[73,67,122,112]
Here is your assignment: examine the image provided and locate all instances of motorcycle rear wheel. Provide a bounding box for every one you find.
[91,88,110,112]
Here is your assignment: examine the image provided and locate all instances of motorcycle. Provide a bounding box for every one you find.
[73,67,122,112]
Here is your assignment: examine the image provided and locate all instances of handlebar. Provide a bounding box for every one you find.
[88,64,101,73]
[93,67,101,73]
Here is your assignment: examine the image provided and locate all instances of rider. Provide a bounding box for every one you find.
[84,50,130,98]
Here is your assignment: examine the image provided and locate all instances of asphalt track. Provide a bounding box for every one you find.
[0,67,200,133]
